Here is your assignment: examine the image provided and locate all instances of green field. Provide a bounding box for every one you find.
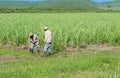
[0,13,120,51]
[0,13,120,78]
[0,49,120,78]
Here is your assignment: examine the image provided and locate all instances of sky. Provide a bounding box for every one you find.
[91,0,116,3]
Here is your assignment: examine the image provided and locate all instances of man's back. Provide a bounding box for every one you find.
[45,30,52,43]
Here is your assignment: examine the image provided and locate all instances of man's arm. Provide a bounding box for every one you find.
[36,36,40,44]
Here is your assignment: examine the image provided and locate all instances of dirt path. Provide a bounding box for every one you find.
[0,55,23,64]
[66,44,120,55]
[80,45,120,54]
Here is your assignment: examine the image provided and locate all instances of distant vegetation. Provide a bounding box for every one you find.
[0,0,120,13]
[0,7,105,13]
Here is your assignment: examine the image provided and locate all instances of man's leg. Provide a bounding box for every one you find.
[48,44,51,55]
[44,44,48,57]
[35,43,40,52]
[30,43,35,53]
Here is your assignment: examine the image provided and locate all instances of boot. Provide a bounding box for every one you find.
[44,52,47,57]
[48,52,51,55]
[30,48,34,53]
[38,50,40,53]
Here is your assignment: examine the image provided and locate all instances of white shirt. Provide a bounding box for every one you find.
[45,30,52,43]
[29,35,39,43]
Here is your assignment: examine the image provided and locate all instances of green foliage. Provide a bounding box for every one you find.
[1,13,120,51]
[0,7,104,13]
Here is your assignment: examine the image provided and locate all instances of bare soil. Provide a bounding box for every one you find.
[67,44,120,55]
[81,45,120,54]
[0,55,23,64]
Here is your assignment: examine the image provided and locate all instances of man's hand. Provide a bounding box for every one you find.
[36,39,39,44]
[44,41,46,44]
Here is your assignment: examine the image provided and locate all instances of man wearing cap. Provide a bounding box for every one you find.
[44,26,52,56]
[29,32,40,53]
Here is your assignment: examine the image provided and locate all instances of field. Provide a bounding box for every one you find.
[0,49,120,78]
[0,13,120,51]
[0,13,120,78]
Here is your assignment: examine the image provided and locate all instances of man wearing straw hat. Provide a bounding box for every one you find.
[44,26,52,56]
[29,32,40,53]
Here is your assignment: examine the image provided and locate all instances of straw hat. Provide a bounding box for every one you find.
[29,32,33,37]
[44,26,48,30]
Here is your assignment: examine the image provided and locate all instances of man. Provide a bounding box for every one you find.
[29,32,40,53]
[44,26,52,56]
